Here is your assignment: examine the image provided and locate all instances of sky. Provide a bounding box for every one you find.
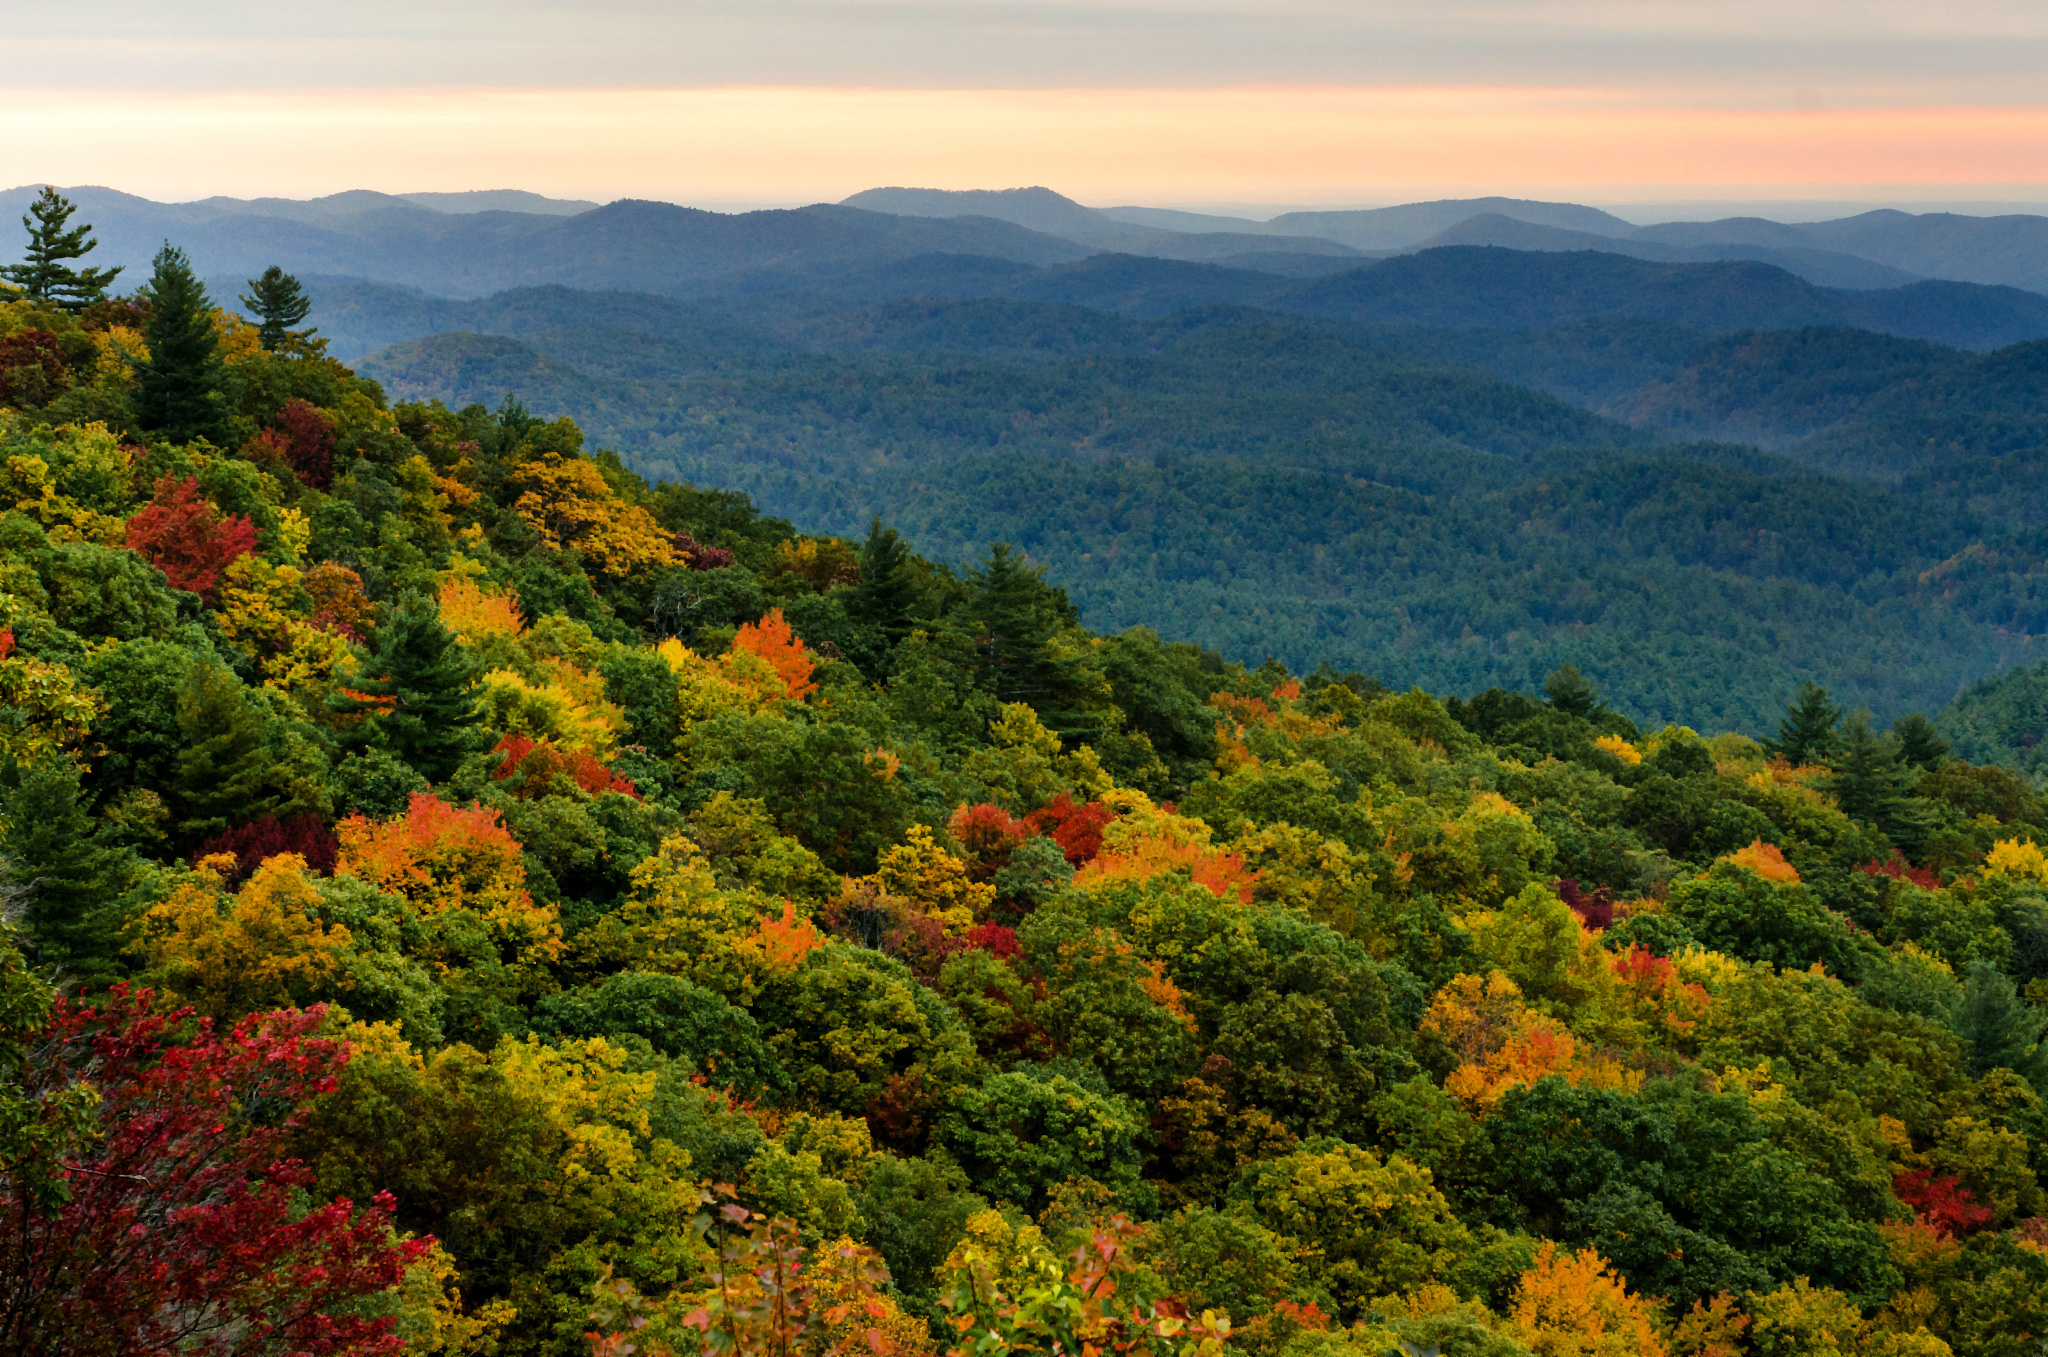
[7,0,2048,210]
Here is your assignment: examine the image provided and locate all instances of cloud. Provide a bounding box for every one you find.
[10,1,2048,99]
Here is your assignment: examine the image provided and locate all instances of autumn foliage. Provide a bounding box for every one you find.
[1721,838,1801,883]
[1024,792,1117,865]
[731,607,818,701]
[274,397,337,487]
[198,811,341,882]
[1507,1242,1668,1357]
[1894,1168,1997,1237]
[492,733,640,799]
[0,991,429,1357]
[123,474,258,600]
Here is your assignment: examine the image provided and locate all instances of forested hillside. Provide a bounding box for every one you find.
[350,289,2048,730]
[3,205,2048,1357]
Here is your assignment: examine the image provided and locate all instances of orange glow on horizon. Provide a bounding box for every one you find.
[5,85,2048,203]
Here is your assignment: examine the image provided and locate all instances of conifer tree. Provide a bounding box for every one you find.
[0,759,138,986]
[851,517,919,648]
[136,243,226,444]
[173,664,290,842]
[1951,960,2048,1088]
[1774,681,1842,766]
[0,188,122,310]
[331,593,484,782]
[238,265,314,352]
[1827,712,1907,823]
[970,544,1066,709]
[1890,712,1950,771]
[1543,664,1603,720]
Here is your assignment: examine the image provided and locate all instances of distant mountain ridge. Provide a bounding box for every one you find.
[836,186,2048,295]
[21,182,2048,305]
[296,246,2048,366]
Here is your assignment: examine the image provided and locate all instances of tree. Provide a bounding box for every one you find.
[1774,681,1841,766]
[969,543,1080,730]
[172,663,303,844]
[0,991,428,1357]
[135,243,227,444]
[1544,664,1604,721]
[122,475,257,601]
[238,265,315,352]
[0,759,138,987]
[1826,712,1917,842]
[850,517,919,649]
[331,593,485,783]
[1950,959,2048,1089]
[0,188,122,310]
[1890,712,1950,771]
[1507,1242,1669,1357]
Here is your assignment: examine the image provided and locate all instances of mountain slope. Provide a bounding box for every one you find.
[838,185,1362,262]
[1417,214,1924,290]
[1274,248,2048,348]
[357,309,2048,728]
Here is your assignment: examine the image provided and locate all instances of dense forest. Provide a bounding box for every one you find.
[356,291,2048,730]
[2,190,2048,1357]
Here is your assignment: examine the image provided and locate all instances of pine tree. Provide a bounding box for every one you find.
[0,188,122,310]
[0,759,138,986]
[1828,711,1931,852]
[1544,664,1604,720]
[173,664,289,843]
[331,593,484,783]
[135,243,226,444]
[1951,960,2048,1087]
[1890,712,1950,771]
[237,265,314,352]
[1775,681,1842,766]
[970,544,1066,708]
[851,517,919,648]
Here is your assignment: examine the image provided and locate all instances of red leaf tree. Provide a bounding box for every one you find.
[123,475,258,602]
[273,399,337,489]
[198,812,341,883]
[0,989,429,1357]
[1025,792,1116,865]
[1893,1168,1996,1238]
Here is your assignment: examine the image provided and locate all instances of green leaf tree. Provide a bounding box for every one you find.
[0,188,122,310]
[136,244,227,444]
[237,265,315,352]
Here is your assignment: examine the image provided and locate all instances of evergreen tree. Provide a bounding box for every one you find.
[136,243,227,444]
[1774,681,1842,765]
[173,664,290,842]
[238,265,315,352]
[0,188,122,310]
[0,759,138,986]
[331,593,484,782]
[1951,960,2048,1089]
[969,544,1072,718]
[1543,664,1604,720]
[1889,712,1950,771]
[1828,711,1931,852]
[850,517,919,648]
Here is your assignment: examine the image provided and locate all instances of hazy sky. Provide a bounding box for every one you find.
[9,1,2048,205]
